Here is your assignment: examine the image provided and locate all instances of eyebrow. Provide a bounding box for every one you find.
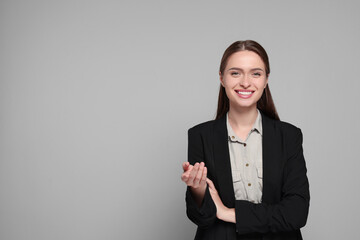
[227,67,265,72]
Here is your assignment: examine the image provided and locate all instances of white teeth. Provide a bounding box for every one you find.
[237,91,253,95]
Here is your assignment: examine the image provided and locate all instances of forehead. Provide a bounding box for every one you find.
[226,50,265,70]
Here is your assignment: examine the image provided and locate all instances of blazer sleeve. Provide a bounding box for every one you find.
[185,127,217,229]
[235,127,310,234]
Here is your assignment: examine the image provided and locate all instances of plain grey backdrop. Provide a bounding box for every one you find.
[1,0,359,239]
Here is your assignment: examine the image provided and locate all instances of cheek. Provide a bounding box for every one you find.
[221,81,230,92]
[223,87,237,100]
[224,87,233,98]
[256,79,267,89]
[223,78,237,88]
[257,88,265,97]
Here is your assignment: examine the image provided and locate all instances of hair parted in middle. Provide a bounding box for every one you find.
[216,40,280,121]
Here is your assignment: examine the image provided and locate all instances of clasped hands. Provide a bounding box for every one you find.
[181,162,235,223]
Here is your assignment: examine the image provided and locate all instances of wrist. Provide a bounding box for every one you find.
[190,183,207,194]
[189,184,207,207]
[219,207,235,223]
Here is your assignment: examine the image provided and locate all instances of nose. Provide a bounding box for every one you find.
[240,75,251,88]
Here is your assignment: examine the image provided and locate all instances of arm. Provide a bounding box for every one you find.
[206,178,236,223]
[182,161,208,207]
[235,128,309,234]
[184,127,216,228]
[208,128,310,234]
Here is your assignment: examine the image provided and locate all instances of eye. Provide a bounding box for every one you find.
[230,71,240,77]
[252,72,262,77]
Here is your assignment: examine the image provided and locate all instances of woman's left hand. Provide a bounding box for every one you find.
[206,178,236,223]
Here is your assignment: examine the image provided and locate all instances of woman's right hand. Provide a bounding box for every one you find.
[181,162,207,207]
[181,162,207,189]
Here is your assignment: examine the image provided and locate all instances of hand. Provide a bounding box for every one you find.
[181,162,207,207]
[181,162,207,190]
[206,178,225,214]
[206,178,235,223]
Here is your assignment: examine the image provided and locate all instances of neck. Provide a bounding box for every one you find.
[228,105,258,129]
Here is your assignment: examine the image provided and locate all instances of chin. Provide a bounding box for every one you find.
[230,100,256,109]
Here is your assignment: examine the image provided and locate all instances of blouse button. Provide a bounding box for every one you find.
[231,136,235,139]
[248,183,252,187]
[243,143,247,147]
[245,163,249,167]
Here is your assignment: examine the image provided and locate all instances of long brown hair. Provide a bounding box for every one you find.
[215,40,280,120]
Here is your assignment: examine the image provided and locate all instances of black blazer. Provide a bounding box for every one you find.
[185,110,310,240]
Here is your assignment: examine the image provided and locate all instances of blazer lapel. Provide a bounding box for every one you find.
[261,111,281,204]
[212,110,279,207]
[212,114,235,207]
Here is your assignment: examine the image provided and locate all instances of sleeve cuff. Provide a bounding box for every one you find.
[235,200,268,234]
[186,185,217,228]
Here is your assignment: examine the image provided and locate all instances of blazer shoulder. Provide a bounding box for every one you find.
[278,120,301,132]
[261,111,301,135]
[276,119,303,140]
[188,119,216,134]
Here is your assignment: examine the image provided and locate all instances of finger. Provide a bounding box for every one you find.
[182,162,189,172]
[188,162,199,185]
[206,178,215,189]
[182,165,193,184]
[186,164,193,174]
[193,162,204,188]
[200,166,207,185]
[182,164,192,179]
[206,178,217,194]
[181,172,188,182]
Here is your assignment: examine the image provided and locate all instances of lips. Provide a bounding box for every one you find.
[235,90,254,99]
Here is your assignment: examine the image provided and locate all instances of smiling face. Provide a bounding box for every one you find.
[220,50,269,111]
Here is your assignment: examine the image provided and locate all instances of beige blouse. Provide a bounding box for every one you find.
[226,108,263,203]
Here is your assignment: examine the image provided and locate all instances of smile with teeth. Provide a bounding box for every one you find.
[235,90,254,99]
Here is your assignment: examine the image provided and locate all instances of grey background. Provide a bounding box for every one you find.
[1,0,359,239]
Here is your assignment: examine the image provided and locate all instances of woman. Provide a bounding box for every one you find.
[181,40,310,240]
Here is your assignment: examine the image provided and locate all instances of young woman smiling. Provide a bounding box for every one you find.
[181,40,310,240]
